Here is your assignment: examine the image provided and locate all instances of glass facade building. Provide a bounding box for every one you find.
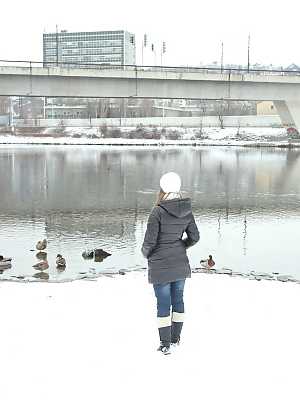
[43,30,136,67]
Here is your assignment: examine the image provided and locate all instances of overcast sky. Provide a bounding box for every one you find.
[1,0,299,67]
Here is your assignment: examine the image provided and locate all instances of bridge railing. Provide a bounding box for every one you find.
[1,59,300,77]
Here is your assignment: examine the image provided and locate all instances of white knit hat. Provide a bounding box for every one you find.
[160,172,181,193]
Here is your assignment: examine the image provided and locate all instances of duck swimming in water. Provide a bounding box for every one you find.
[94,249,111,258]
[0,255,12,268]
[82,249,111,259]
[36,239,47,251]
[56,254,66,269]
[200,255,215,269]
[32,260,49,271]
[0,255,12,262]
[82,249,94,259]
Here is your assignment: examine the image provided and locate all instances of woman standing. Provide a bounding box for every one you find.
[142,172,199,354]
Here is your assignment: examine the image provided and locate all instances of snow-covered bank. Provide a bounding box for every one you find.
[0,126,299,147]
[1,272,300,400]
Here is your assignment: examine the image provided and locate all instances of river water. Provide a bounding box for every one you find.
[0,145,300,281]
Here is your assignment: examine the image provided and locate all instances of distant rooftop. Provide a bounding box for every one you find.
[43,29,127,36]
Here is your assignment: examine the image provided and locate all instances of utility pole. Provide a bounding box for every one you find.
[221,41,224,73]
[247,34,250,73]
[151,43,156,66]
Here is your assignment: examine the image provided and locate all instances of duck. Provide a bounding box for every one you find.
[36,239,47,251]
[82,249,94,259]
[32,260,49,271]
[56,254,66,269]
[94,249,111,258]
[0,255,12,268]
[200,255,215,269]
[82,249,111,260]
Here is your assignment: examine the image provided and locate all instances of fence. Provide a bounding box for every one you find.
[0,59,299,77]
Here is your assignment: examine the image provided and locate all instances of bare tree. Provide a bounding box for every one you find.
[97,98,110,118]
[198,100,207,135]
[216,101,225,129]
[236,118,241,137]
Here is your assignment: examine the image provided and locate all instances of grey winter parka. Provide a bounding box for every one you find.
[141,198,199,284]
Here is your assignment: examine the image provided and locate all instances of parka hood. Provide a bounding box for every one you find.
[158,197,192,218]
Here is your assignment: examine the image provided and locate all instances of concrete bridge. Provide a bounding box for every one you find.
[1,63,300,129]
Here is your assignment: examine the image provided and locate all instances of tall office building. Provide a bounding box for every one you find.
[43,30,136,67]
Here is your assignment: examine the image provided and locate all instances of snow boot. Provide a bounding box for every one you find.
[171,312,184,345]
[157,342,171,355]
[157,316,171,354]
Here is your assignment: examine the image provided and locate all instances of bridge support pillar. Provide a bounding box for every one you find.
[274,100,300,131]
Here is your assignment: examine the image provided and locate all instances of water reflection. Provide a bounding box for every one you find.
[33,272,49,280]
[0,265,12,274]
[36,251,47,261]
[0,145,300,280]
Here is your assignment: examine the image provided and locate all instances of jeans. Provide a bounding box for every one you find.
[153,280,185,318]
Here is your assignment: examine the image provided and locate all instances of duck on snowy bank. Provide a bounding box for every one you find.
[200,255,215,269]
